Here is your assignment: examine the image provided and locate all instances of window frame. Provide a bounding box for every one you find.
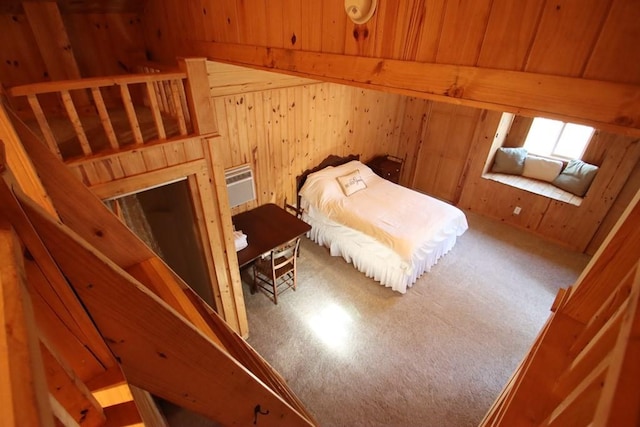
[523,117,595,161]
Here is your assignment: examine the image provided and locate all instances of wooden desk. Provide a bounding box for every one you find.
[232,203,311,268]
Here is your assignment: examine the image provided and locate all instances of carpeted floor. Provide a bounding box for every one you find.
[240,211,590,427]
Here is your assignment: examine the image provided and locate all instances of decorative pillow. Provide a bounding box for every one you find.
[522,155,564,182]
[552,159,599,197]
[491,147,528,175]
[336,169,367,196]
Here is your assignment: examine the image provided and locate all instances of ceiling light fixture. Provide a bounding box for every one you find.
[344,0,378,25]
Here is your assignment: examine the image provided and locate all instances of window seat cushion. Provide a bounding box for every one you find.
[522,155,564,182]
[491,147,528,175]
[483,172,583,206]
[552,159,599,197]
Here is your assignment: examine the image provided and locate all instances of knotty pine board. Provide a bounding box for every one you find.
[141,0,640,90]
[212,82,406,215]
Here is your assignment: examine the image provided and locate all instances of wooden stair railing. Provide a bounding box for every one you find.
[8,70,192,161]
[480,189,640,426]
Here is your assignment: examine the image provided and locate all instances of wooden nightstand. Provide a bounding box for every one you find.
[366,155,404,184]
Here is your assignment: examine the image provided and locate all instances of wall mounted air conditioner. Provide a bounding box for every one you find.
[224,164,256,208]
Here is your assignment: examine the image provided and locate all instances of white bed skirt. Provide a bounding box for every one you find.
[302,206,466,294]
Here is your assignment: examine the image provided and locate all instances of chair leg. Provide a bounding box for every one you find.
[251,266,257,294]
[272,273,278,305]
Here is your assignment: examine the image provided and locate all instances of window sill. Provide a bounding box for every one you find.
[482,172,583,207]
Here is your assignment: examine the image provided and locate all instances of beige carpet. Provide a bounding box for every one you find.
[163,211,589,426]
[240,211,589,427]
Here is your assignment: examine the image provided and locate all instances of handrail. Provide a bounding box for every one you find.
[8,72,187,97]
[8,70,192,161]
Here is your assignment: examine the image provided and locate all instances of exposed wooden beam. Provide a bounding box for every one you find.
[19,196,314,427]
[0,222,54,427]
[22,1,90,106]
[189,41,640,136]
[39,339,106,427]
[0,102,56,216]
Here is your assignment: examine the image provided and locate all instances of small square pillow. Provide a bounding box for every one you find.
[552,159,599,197]
[336,169,367,196]
[522,155,564,182]
[491,147,528,175]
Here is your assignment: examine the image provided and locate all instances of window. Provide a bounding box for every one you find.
[523,117,594,160]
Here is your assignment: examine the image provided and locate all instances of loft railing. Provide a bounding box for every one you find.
[8,71,192,161]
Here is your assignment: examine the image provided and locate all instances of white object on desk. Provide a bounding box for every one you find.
[234,230,248,252]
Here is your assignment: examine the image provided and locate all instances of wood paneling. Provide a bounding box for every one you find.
[525,0,613,76]
[141,0,640,80]
[0,10,145,94]
[190,42,640,137]
[64,13,146,77]
[412,103,481,202]
[435,0,492,66]
[206,62,638,252]
[212,81,406,213]
[584,0,640,84]
[207,61,317,97]
[477,0,544,70]
[457,111,640,252]
[0,13,51,109]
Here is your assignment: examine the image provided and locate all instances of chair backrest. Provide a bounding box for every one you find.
[271,237,300,270]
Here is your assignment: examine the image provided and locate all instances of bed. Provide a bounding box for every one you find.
[297,155,468,293]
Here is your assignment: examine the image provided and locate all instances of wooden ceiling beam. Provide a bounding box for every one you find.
[189,41,640,137]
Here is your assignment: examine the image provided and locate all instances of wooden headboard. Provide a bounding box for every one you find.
[296,154,360,195]
[290,154,360,211]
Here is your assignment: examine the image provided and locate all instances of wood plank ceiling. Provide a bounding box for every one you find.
[141,0,640,135]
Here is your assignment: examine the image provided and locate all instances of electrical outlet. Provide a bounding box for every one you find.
[513,206,522,215]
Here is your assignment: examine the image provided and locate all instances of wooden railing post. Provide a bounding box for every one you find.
[179,58,218,135]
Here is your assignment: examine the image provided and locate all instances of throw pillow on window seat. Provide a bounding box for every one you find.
[552,159,599,197]
[522,155,564,182]
[491,147,528,175]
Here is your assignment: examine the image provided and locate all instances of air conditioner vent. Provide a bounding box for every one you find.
[224,164,256,208]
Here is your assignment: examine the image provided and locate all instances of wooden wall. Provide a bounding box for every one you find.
[213,81,407,214]
[142,0,640,84]
[142,0,640,136]
[212,63,639,254]
[0,5,145,93]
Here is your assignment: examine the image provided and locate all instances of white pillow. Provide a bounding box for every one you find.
[522,155,563,182]
[336,169,367,196]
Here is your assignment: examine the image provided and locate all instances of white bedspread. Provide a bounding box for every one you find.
[299,160,468,293]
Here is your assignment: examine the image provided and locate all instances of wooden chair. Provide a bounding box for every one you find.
[252,237,300,304]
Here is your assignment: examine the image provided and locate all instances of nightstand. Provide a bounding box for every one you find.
[366,155,404,184]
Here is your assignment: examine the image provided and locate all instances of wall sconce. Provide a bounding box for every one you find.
[345,0,377,25]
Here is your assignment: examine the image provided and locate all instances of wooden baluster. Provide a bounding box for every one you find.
[90,87,119,150]
[26,94,62,160]
[177,78,192,125]
[60,90,92,156]
[145,81,166,140]
[170,79,188,135]
[163,80,175,116]
[155,75,170,114]
[119,84,143,145]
